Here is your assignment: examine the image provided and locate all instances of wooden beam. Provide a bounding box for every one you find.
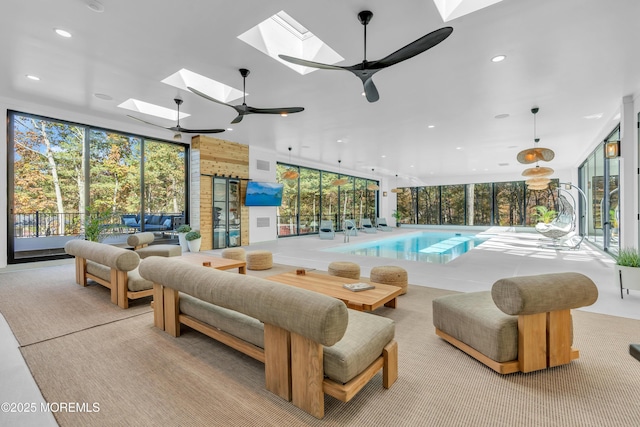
[383,340,398,388]
[518,313,547,373]
[153,283,165,330]
[291,332,324,419]
[323,357,384,402]
[115,270,129,309]
[163,288,180,337]
[264,324,291,401]
[547,309,574,367]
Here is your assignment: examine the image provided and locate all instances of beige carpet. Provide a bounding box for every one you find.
[2,264,640,426]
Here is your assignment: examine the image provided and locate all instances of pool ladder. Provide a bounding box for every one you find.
[343,219,357,243]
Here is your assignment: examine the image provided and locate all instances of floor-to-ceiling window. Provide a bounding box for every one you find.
[276,163,378,237]
[578,126,620,253]
[8,111,188,263]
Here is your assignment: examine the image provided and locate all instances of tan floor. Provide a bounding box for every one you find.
[0,227,636,426]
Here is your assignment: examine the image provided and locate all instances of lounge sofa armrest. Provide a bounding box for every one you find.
[491,272,598,315]
[64,240,140,272]
[139,257,348,346]
[127,232,155,247]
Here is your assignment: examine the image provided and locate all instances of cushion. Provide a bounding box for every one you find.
[123,217,138,227]
[135,244,181,259]
[433,291,518,363]
[126,268,154,292]
[86,260,111,283]
[127,232,155,247]
[324,310,395,384]
[180,294,265,348]
[163,217,172,229]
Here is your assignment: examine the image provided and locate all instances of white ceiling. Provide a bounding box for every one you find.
[2,0,639,186]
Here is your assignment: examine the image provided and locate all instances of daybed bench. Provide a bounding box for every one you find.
[64,240,154,309]
[138,256,398,419]
[433,272,598,374]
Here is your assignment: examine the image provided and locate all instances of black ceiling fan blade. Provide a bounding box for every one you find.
[278,54,345,71]
[174,126,225,134]
[127,115,169,130]
[374,27,453,68]
[362,78,379,103]
[187,86,235,109]
[246,106,305,115]
[231,114,244,124]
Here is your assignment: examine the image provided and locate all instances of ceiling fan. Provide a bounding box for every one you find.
[188,68,304,124]
[278,10,453,102]
[127,97,225,139]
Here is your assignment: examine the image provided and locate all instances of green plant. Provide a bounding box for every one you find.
[616,247,640,267]
[392,210,402,221]
[177,224,192,233]
[83,209,115,242]
[532,205,557,224]
[185,230,201,241]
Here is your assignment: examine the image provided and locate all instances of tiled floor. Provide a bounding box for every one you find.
[0,227,637,426]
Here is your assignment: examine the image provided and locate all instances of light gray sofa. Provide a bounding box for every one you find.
[138,256,398,419]
[64,240,154,309]
[433,272,598,374]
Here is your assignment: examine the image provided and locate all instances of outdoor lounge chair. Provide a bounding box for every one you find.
[376,217,393,231]
[319,220,335,240]
[361,218,377,233]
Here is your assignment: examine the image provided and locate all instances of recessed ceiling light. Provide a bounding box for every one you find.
[583,113,603,120]
[54,28,72,38]
[494,113,510,119]
[410,165,415,168]
[226,128,233,131]
[94,93,112,100]
[301,145,310,148]
[361,92,366,97]
[381,155,386,158]
[337,139,342,143]
[491,55,506,62]
[85,0,104,13]
[26,75,40,81]
[456,147,462,150]
[428,125,435,128]
[498,163,509,166]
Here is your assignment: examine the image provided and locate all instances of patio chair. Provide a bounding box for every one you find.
[535,194,575,246]
[376,217,393,231]
[319,220,335,240]
[361,218,377,233]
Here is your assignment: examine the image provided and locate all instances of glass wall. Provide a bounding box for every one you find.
[578,126,620,253]
[276,163,379,237]
[8,111,188,263]
[395,179,559,227]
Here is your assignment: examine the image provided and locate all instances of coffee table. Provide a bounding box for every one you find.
[265,271,402,311]
[178,252,246,274]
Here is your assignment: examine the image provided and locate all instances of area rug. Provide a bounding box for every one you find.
[8,266,640,426]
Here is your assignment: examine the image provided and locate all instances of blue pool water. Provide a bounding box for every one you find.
[323,232,489,264]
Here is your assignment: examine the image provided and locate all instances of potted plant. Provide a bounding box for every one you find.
[177,224,192,252]
[614,247,640,299]
[83,208,120,242]
[391,210,402,227]
[185,230,202,253]
[532,205,557,224]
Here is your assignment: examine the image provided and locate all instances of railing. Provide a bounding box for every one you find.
[12,211,184,238]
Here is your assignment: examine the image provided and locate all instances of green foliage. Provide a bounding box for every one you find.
[616,248,640,267]
[176,224,191,233]
[392,210,402,221]
[83,208,116,242]
[185,230,201,241]
[532,206,557,224]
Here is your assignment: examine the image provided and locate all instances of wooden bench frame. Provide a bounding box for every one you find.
[152,283,398,419]
[436,309,578,374]
[74,256,153,309]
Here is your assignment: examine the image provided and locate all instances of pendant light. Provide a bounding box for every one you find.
[391,174,401,193]
[522,165,554,178]
[367,168,380,191]
[517,107,555,164]
[281,147,299,180]
[331,160,349,186]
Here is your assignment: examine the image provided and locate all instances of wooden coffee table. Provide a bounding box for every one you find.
[265,271,402,312]
[178,252,246,274]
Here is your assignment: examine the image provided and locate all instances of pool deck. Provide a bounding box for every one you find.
[207,226,636,321]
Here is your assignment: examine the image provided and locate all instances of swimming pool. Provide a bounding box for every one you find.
[323,231,490,264]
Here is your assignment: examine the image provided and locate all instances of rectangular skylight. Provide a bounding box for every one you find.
[432,0,505,22]
[117,98,189,121]
[161,68,244,103]
[237,10,344,75]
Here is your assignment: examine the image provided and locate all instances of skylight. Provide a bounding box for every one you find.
[237,10,344,75]
[432,0,505,22]
[161,68,244,103]
[117,99,189,121]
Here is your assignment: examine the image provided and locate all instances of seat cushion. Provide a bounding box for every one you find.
[127,268,154,292]
[86,260,111,283]
[180,294,265,348]
[135,244,181,259]
[323,310,395,384]
[433,291,517,363]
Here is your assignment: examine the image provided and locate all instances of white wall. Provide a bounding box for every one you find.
[248,146,278,244]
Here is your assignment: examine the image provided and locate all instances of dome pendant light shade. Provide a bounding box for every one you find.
[331,160,349,186]
[527,183,550,191]
[525,177,551,186]
[367,168,380,191]
[282,146,299,180]
[522,165,554,177]
[517,107,555,164]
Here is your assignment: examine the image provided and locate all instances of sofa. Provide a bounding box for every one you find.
[433,272,598,374]
[138,256,398,419]
[64,240,154,309]
[121,214,182,232]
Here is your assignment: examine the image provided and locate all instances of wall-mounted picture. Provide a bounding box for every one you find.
[245,182,284,206]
